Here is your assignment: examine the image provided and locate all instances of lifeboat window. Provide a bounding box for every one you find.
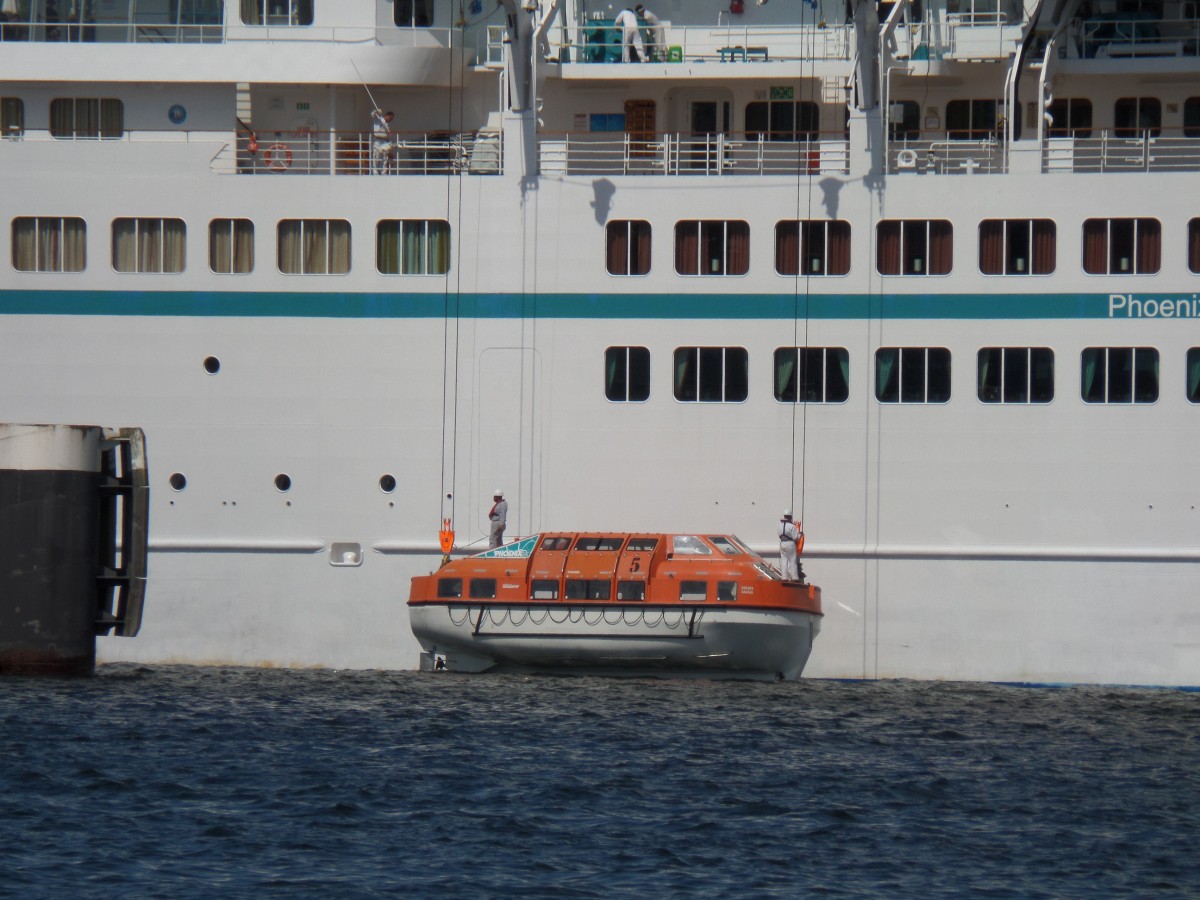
[574,536,624,551]
[566,579,611,600]
[540,536,572,551]
[627,538,658,552]
[531,579,559,600]
[679,581,708,601]
[706,537,742,556]
[672,535,712,555]
[617,581,645,601]
[437,578,463,598]
[469,578,496,599]
[717,581,738,602]
[754,562,781,581]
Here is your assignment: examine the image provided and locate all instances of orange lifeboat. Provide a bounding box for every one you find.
[408,531,822,680]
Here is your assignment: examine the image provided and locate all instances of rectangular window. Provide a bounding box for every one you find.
[1186,98,1200,138]
[674,220,749,276]
[469,578,497,599]
[1188,219,1200,274]
[1081,348,1159,404]
[679,580,708,601]
[673,347,749,402]
[1046,98,1092,138]
[617,581,646,601]
[717,581,738,601]
[240,0,313,25]
[112,218,186,273]
[775,220,850,276]
[888,100,920,141]
[49,98,124,139]
[978,219,1055,275]
[1187,348,1200,403]
[1082,218,1160,275]
[605,346,651,402]
[565,579,611,600]
[1113,97,1161,138]
[773,347,850,403]
[1,98,24,140]
[946,99,999,140]
[745,100,819,141]
[12,217,86,273]
[437,578,462,598]
[377,220,449,275]
[531,579,559,599]
[278,219,351,274]
[606,220,651,275]
[876,220,952,275]
[977,348,1054,403]
[394,0,433,26]
[209,218,254,274]
[573,536,624,551]
[875,347,951,403]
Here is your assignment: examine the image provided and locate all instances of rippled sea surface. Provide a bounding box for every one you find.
[1,668,1198,898]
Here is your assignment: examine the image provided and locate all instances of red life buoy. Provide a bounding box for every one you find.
[265,142,292,172]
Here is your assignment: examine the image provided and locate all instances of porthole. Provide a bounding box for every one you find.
[274,473,292,492]
[203,356,220,374]
[169,472,187,491]
[379,474,397,493]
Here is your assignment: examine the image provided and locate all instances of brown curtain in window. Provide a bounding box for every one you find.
[241,0,262,24]
[828,221,850,275]
[776,221,799,276]
[1137,218,1161,274]
[726,222,750,275]
[928,220,953,275]
[607,222,629,275]
[631,221,651,275]
[1082,219,1107,274]
[877,221,900,275]
[1190,220,1200,274]
[1032,220,1056,274]
[675,222,697,275]
[979,221,1003,274]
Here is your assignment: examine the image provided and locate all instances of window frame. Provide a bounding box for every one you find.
[111,217,186,274]
[775,220,851,276]
[49,98,124,140]
[1082,218,1160,275]
[674,220,750,276]
[977,347,1054,404]
[605,346,651,402]
[745,99,819,142]
[1080,347,1159,404]
[376,219,450,275]
[1,97,24,140]
[606,219,651,276]
[876,220,953,276]
[773,346,850,403]
[875,347,952,404]
[240,0,313,26]
[945,98,999,140]
[673,346,749,403]
[978,219,1056,276]
[12,217,87,273]
[277,218,352,275]
[208,218,255,275]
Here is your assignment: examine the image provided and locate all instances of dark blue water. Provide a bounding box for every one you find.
[1,668,1197,898]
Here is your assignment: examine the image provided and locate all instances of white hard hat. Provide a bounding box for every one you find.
[494,489,504,497]
[782,508,792,517]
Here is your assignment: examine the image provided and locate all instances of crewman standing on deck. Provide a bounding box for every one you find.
[778,509,801,581]
[488,490,508,549]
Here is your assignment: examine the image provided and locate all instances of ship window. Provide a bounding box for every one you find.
[278,219,351,274]
[745,100,819,142]
[606,220,651,276]
[1082,218,1160,274]
[377,220,450,275]
[1,98,24,139]
[540,536,572,550]
[240,0,313,25]
[209,219,254,274]
[876,220,953,275]
[672,535,712,555]
[1187,349,1200,403]
[706,537,742,555]
[394,0,433,26]
[1185,99,1200,138]
[774,347,850,403]
[775,220,850,276]
[888,100,920,141]
[679,581,707,601]
[112,218,185,273]
[979,220,1055,275]
[1113,97,1161,138]
[978,348,1054,403]
[1081,347,1159,403]
[1188,219,1200,273]
[12,217,86,273]
[617,581,645,600]
[875,347,952,403]
[605,346,650,402]
[674,221,749,276]
[1046,98,1092,138]
[946,99,999,140]
[565,579,611,600]
[673,347,748,402]
[531,579,559,599]
[627,538,658,551]
[469,578,497,599]
[49,98,123,139]
[717,581,738,601]
[574,536,624,551]
[437,577,462,598]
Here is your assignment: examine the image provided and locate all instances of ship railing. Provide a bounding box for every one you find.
[886,12,1023,60]
[0,16,451,45]
[1042,130,1200,173]
[486,22,850,65]
[222,130,503,175]
[538,132,850,176]
[1077,15,1196,59]
[888,138,1007,174]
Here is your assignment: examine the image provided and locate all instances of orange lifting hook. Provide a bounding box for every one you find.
[438,518,455,567]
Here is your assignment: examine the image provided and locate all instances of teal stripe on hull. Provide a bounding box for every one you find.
[0,290,1191,320]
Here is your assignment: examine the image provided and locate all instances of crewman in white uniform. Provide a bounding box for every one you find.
[778,509,801,581]
[488,489,509,549]
[614,7,646,62]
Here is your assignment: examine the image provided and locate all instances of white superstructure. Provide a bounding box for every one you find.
[1,0,1197,684]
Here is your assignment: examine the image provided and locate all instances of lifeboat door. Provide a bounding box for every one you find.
[615,542,653,601]
[529,536,570,600]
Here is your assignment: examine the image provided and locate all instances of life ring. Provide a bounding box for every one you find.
[265,142,292,172]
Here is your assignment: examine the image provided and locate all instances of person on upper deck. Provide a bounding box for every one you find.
[488,490,508,549]
[778,509,802,582]
[634,5,664,60]
[370,109,394,175]
[614,7,646,62]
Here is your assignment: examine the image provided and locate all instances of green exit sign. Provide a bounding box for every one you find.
[296,102,310,110]
[769,86,794,100]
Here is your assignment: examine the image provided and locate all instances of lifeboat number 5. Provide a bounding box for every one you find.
[265,142,292,172]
